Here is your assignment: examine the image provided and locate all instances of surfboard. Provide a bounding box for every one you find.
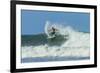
[47,34,56,39]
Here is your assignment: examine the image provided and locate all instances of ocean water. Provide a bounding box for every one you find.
[21,34,47,46]
[21,25,90,63]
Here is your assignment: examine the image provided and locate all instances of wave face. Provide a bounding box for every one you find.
[21,22,90,63]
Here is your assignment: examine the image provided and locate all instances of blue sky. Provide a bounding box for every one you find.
[21,10,90,35]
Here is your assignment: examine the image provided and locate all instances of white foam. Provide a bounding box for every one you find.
[22,44,90,58]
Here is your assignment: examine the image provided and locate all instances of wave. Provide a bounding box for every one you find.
[22,21,90,62]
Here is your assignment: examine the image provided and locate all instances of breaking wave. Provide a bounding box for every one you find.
[21,21,90,62]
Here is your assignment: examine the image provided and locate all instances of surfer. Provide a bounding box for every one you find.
[51,27,56,35]
[45,22,59,39]
[50,27,58,36]
[46,27,59,40]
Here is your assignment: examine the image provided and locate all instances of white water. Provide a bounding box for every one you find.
[22,22,90,59]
